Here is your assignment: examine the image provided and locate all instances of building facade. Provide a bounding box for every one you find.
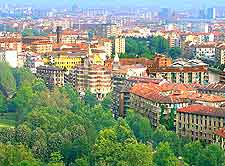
[147,59,209,85]
[113,37,126,55]
[50,53,85,71]
[176,105,225,143]
[36,66,65,88]
[68,63,112,99]
[31,40,53,54]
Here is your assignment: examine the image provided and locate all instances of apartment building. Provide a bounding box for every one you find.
[0,32,22,53]
[216,44,225,65]
[176,104,225,143]
[31,40,53,54]
[111,54,149,117]
[96,23,117,38]
[152,54,173,68]
[168,33,182,48]
[113,37,126,55]
[129,82,191,127]
[26,55,44,73]
[147,59,209,85]
[68,63,112,99]
[50,53,86,71]
[73,23,117,38]
[191,42,217,59]
[36,66,64,88]
[114,76,225,127]
[0,38,22,53]
[97,37,113,57]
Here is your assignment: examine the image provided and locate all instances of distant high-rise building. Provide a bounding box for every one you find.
[206,8,216,19]
[159,8,170,19]
[192,23,209,33]
[72,1,79,12]
[199,9,206,19]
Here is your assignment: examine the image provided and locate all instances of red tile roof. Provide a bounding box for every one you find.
[31,40,52,45]
[129,83,190,104]
[129,82,225,104]
[177,104,225,117]
[214,128,225,139]
[105,58,153,66]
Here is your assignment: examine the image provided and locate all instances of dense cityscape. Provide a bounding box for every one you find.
[1,1,225,166]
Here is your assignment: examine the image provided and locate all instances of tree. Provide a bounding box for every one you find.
[22,28,40,37]
[93,125,153,166]
[92,128,122,165]
[101,93,112,110]
[32,139,48,162]
[82,105,116,131]
[59,84,82,112]
[0,144,42,166]
[0,127,15,143]
[159,105,166,126]
[200,144,225,166]
[32,79,47,93]
[13,68,36,89]
[50,151,63,163]
[153,142,179,166]
[125,38,154,59]
[74,157,89,166]
[83,89,98,107]
[166,107,176,130]
[11,83,34,122]
[151,125,167,147]
[122,143,153,166]
[16,124,32,146]
[0,92,7,113]
[149,36,169,54]
[126,110,153,143]
[183,141,204,166]
[0,62,16,97]
[114,118,135,143]
[48,133,64,154]
[168,47,182,59]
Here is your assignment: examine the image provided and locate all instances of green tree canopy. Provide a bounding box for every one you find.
[149,36,169,54]
[126,110,153,143]
[168,47,182,59]
[0,62,16,97]
[153,142,179,166]
[0,144,42,166]
[183,141,204,166]
[22,28,40,37]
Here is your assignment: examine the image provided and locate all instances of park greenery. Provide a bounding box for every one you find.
[123,36,182,60]
[22,28,49,37]
[0,62,224,165]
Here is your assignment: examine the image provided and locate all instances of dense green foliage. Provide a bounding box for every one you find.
[0,63,16,97]
[22,28,48,37]
[168,47,182,59]
[148,36,169,54]
[0,62,224,166]
[124,38,154,59]
[124,37,182,60]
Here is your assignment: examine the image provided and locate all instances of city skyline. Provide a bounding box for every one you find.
[1,0,225,9]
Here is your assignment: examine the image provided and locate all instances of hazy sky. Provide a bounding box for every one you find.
[1,0,225,8]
